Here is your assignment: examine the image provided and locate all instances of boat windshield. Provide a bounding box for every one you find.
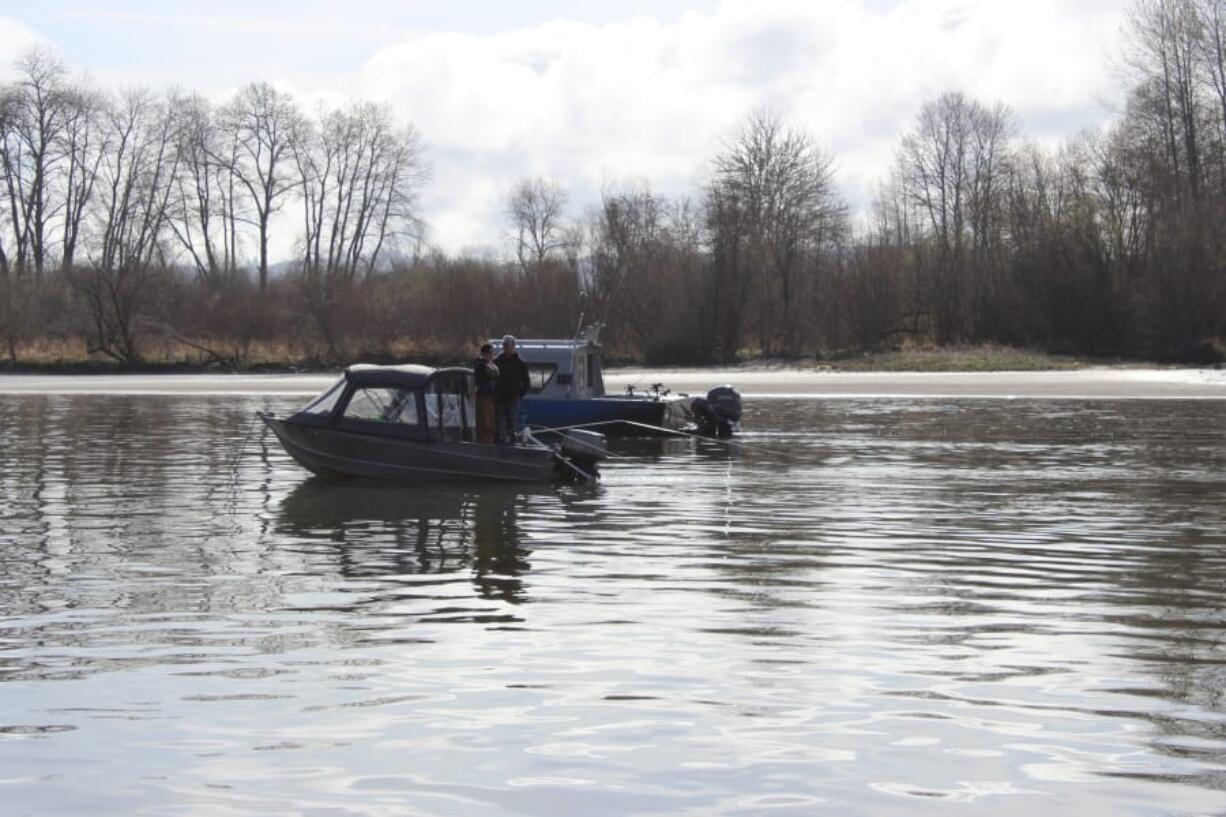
[343,386,421,426]
[299,377,346,417]
[527,363,557,393]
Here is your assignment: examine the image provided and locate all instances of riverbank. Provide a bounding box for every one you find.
[2,366,1225,399]
[0,341,1183,375]
[818,344,1091,371]
[609,366,1226,399]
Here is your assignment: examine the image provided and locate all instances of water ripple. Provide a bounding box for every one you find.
[2,395,1226,814]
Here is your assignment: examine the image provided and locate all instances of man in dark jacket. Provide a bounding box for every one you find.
[494,334,530,444]
[473,342,499,444]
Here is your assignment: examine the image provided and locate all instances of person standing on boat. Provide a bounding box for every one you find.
[494,334,530,444]
[473,343,500,444]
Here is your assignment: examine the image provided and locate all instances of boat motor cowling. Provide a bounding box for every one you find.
[691,385,742,437]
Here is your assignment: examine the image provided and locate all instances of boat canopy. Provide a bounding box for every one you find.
[344,363,438,390]
[289,364,477,443]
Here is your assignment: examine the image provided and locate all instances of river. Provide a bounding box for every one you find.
[2,380,1225,815]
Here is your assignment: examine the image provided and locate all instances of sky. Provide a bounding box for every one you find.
[0,1,1130,258]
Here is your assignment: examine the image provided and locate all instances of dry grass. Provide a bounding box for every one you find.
[3,336,475,372]
[2,337,1127,374]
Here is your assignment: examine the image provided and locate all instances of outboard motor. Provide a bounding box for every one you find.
[691,384,742,437]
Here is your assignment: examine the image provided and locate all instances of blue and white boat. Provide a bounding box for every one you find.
[505,326,743,437]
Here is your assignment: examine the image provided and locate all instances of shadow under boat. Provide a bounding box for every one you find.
[260,363,607,483]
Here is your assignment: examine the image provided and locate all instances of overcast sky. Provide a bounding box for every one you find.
[1,1,1129,258]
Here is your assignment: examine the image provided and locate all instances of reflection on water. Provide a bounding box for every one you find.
[276,479,539,607]
[2,391,1226,815]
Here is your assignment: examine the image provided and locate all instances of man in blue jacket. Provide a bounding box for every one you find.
[494,334,530,444]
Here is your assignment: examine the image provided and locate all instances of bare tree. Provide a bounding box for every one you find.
[291,101,428,361]
[1198,0,1226,181]
[1125,0,1206,197]
[703,179,753,361]
[586,184,666,345]
[506,177,570,271]
[220,82,304,290]
[167,91,247,288]
[76,89,182,363]
[581,185,713,358]
[0,48,74,277]
[59,82,108,271]
[899,92,1014,341]
[1113,0,1226,350]
[707,110,846,355]
[296,101,427,282]
[0,87,13,278]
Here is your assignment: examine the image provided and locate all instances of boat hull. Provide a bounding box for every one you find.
[262,416,560,482]
[521,396,692,435]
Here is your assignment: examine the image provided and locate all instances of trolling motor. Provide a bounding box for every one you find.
[690,385,742,437]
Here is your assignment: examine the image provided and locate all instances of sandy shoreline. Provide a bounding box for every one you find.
[0,366,1224,399]
[608,366,1226,399]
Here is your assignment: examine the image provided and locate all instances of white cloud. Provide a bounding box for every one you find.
[3,2,1128,255]
[357,0,1127,251]
[0,16,46,81]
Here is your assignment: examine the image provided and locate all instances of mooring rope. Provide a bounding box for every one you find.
[226,412,262,494]
[529,418,806,460]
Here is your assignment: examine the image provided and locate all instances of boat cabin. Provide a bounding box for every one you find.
[290,364,477,443]
[496,325,606,401]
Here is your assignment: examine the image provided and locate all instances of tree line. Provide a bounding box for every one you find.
[0,49,427,365]
[860,0,1226,362]
[2,0,1224,369]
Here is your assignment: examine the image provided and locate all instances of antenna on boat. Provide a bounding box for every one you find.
[569,291,588,400]
[574,290,587,342]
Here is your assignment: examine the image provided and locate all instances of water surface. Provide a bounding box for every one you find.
[2,391,1226,816]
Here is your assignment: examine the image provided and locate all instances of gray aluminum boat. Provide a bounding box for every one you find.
[261,364,606,483]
